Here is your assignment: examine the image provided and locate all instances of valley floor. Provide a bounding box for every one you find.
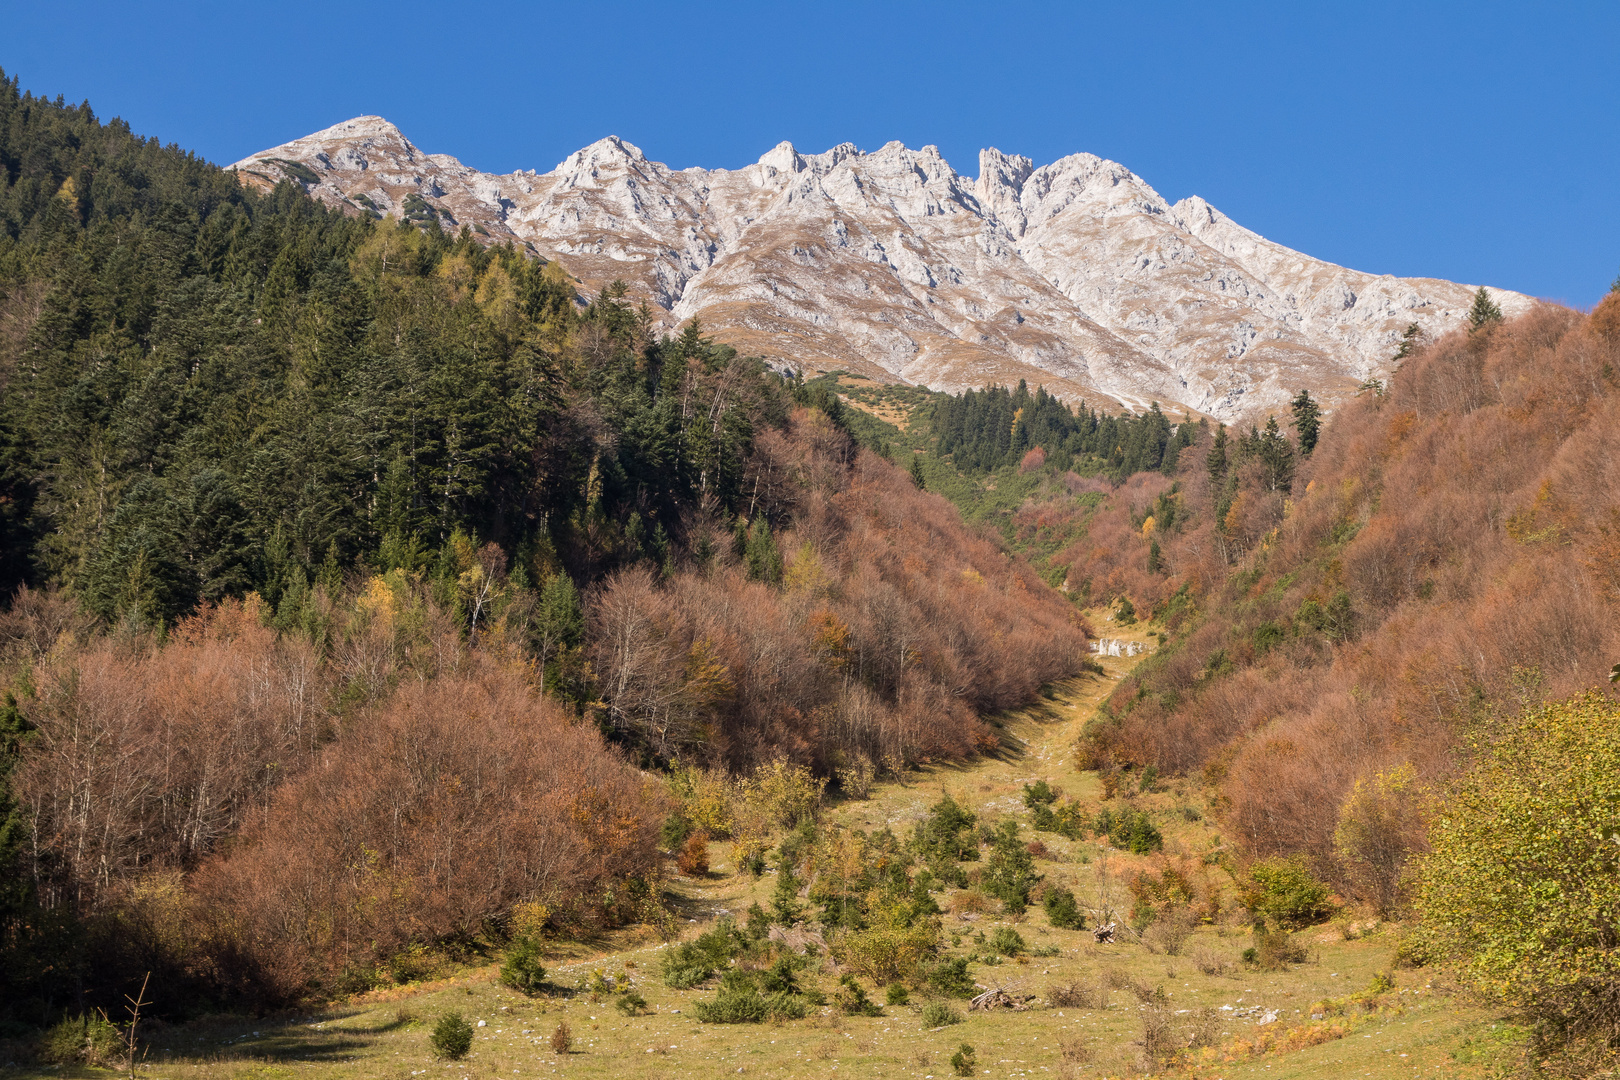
[2,616,1518,1080]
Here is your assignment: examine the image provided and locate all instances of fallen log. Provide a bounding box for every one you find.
[969,987,1038,1011]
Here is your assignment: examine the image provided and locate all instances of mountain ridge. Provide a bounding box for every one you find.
[232,120,1534,420]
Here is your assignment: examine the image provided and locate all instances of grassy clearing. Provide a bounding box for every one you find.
[0,617,1518,1080]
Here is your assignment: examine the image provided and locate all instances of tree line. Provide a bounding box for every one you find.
[928,380,1197,477]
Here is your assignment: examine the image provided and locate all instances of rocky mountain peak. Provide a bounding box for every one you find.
[232,119,1535,421]
[308,115,409,144]
[757,141,805,177]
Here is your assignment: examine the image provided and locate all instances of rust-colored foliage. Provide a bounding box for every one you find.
[13,597,323,910]
[589,407,1088,774]
[677,831,710,877]
[1057,303,1620,901]
[191,656,659,998]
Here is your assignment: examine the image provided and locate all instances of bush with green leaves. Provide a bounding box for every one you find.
[498,935,548,995]
[837,975,884,1016]
[951,1042,977,1076]
[834,897,942,985]
[38,1014,122,1067]
[988,927,1027,957]
[1030,798,1089,840]
[614,990,648,1016]
[429,1013,474,1060]
[886,982,910,1005]
[982,821,1040,912]
[693,968,809,1023]
[925,957,978,999]
[1240,856,1334,929]
[922,1001,963,1027]
[1043,885,1085,930]
[1417,692,1620,1071]
[912,795,980,863]
[660,919,749,988]
[660,812,694,850]
[1095,807,1162,855]
[1022,781,1058,808]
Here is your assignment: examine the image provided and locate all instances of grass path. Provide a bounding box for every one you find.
[5,615,1512,1080]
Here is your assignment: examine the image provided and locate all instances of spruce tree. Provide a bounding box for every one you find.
[1257,416,1295,493]
[1290,390,1321,457]
[1392,322,1422,362]
[909,454,926,490]
[745,518,783,584]
[1206,424,1229,491]
[1467,287,1504,332]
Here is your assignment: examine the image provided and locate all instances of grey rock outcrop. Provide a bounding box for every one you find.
[232,120,1535,420]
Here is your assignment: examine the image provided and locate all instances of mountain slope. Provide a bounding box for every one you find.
[233,118,1534,420]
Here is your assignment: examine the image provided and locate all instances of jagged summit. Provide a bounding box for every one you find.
[230,119,1534,420]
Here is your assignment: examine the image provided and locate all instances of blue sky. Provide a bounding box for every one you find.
[4,0,1617,305]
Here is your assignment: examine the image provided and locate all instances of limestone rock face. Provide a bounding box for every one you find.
[232,120,1534,420]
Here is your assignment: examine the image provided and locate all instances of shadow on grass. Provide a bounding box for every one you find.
[137,1004,426,1068]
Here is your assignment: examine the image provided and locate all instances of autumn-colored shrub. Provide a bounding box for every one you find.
[12,597,324,913]
[677,831,710,877]
[191,660,660,999]
[1334,764,1430,916]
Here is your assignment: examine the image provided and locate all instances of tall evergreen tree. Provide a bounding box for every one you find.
[1256,416,1295,493]
[1206,424,1229,491]
[1392,322,1422,362]
[1290,390,1322,457]
[1467,288,1504,332]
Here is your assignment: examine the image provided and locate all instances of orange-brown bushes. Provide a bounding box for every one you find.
[1068,304,1620,897]
[14,598,324,910]
[5,583,662,1006]
[192,658,659,999]
[590,414,1088,773]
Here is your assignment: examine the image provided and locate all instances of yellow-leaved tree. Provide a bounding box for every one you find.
[1416,691,1620,1077]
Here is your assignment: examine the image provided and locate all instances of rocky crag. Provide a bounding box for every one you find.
[234,118,1533,419]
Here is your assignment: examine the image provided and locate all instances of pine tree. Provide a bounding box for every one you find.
[1467,288,1504,332]
[1256,416,1295,493]
[909,454,926,490]
[1392,322,1422,362]
[1206,424,1229,491]
[745,518,783,584]
[1290,390,1321,457]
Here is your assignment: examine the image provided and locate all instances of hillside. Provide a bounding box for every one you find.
[0,629,1518,1080]
[231,117,1534,422]
[0,70,1084,1025]
[823,294,1620,896]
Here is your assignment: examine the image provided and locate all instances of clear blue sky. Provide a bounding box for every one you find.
[5,0,1617,305]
